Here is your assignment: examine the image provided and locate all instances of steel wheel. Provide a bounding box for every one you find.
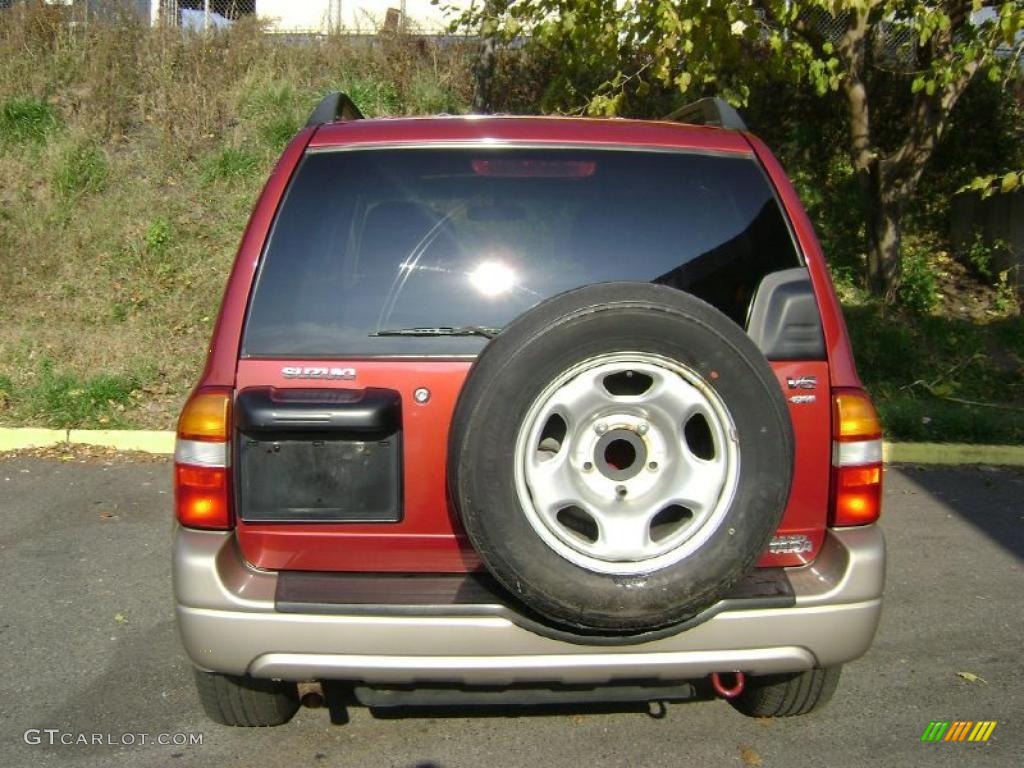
[514,352,740,575]
[450,282,793,631]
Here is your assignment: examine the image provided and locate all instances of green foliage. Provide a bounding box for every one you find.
[828,263,867,306]
[200,147,261,183]
[845,308,922,388]
[237,73,419,148]
[21,360,138,429]
[878,397,1024,444]
[53,144,108,198]
[413,82,457,115]
[241,83,305,151]
[787,157,863,269]
[450,0,755,114]
[403,71,462,115]
[451,2,1023,115]
[237,71,417,146]
[962,169,1024,199]
[907,76,1022,224]
[845,305,1024,442]
[257,113,301,151]
[339,76,401,116]
[144,218,172,255]
[0,374,12,410]
[0,97,60,147]
[993,313,1024,357]
[957,235,1018,315]
[963,233,997,281]
[896,244,941,314]
[240,81,300,119]
[993,270,1020,316]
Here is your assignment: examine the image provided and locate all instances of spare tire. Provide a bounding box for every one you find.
[448,282,794,633]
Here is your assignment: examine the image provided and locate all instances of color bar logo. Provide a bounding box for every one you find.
[921,721,997,742]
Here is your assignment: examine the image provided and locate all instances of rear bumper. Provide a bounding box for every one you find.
[173,525,884,685]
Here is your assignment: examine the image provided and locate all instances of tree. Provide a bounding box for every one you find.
[470,0,506,112]
[449,1,1024,302]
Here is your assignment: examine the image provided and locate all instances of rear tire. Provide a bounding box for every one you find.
[449,282,794,633]
[193,669,300,727]
[730,666,842,717]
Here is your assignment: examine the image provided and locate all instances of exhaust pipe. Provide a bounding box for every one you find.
[710,671,746,699]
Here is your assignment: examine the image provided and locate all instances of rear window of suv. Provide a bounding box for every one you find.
[242,147,801,357]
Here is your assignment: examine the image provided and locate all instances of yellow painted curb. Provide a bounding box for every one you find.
[1,428,1022,464]
[0,428,69,451]
[66,429,176,454]
[883,442,1024,466]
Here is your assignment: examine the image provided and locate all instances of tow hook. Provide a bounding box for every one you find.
[710,671,746,698]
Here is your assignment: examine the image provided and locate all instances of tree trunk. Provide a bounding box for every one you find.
[472,34,498,113]
[855,156,903,301]
[472,0,501,114]
[834,10,902,300]
[850,153,905,303]
[863,187,903,303]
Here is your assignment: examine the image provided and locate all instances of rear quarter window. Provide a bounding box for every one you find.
[242,147,801,357]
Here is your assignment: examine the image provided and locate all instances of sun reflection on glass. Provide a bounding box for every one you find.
[468,260,516,297]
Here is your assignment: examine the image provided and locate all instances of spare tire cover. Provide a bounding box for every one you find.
[448,282,794,633]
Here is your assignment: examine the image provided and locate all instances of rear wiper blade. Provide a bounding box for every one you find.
[370,325,500,339]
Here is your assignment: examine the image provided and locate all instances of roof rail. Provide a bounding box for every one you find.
[663,97,747,131]
[306,92,365,127]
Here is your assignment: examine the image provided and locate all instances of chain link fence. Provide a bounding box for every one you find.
[151,2,446,34]
[155,1,255,30]
[0,1,255,28]
[0,1,455,34]
[796,8,920,71]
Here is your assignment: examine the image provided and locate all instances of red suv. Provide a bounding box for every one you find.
[173,93,885,727]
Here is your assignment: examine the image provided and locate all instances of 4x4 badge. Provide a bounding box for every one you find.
[786,376,817,390]
[281,366,356,380]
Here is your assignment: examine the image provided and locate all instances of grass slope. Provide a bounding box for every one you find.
[0,8,470,429]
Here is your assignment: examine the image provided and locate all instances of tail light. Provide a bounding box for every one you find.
[174,388,232,529]
[830,389,883,526]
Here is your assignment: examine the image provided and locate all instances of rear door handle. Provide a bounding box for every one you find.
[235,387,401,435]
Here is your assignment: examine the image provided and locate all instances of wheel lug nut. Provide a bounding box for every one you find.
[583,461,593,471]
[636,422,649,435]
[615,485,627,497]
[648,461,658,471]
[595,422,608,435]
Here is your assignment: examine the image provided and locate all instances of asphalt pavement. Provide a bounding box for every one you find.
[0,456,1021,767]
